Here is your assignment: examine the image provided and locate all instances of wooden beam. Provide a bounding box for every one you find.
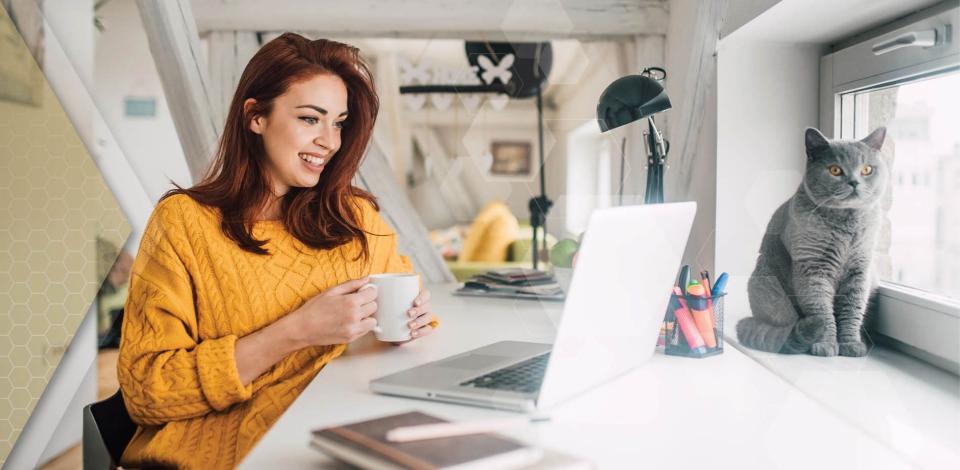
[356,143,456,283]
[411,126,478,221]
[191,0,670,38]
[136,0,219,182]
[243,30,651,43]
[206,30,260,127]
[664,0,728,273]
[667,0,726,195]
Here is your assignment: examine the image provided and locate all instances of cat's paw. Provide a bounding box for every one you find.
[796,316,830,342]
[839,341,869,357]
[810,341,839,357]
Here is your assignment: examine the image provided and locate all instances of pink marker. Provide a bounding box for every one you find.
[673,286,707,356]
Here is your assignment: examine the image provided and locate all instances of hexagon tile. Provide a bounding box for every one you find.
[0,5,130,465]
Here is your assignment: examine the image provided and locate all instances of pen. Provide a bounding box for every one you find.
[385,416,540,442]
[711,272,728,297]
[699,272,717,340]
[677,265,690,289]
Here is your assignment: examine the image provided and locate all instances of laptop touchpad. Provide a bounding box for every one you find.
[438,354,510,370]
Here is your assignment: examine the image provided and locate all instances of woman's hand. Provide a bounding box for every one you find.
[235,277,376,385]
[283,277,379,348]
[391,288,436,345]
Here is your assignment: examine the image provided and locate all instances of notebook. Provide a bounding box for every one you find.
[454,269,565,301]
[310,411,543,470]
[475,269,556,285]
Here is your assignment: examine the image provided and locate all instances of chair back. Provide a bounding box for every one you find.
[83,390,136,469]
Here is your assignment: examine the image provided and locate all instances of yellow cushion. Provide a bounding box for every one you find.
[459,201,519,262]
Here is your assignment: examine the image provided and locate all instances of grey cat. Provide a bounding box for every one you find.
[736,127,888,357]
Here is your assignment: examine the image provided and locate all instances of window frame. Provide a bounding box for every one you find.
[819,1,960,374]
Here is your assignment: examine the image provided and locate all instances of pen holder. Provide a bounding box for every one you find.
[659,293,725,358]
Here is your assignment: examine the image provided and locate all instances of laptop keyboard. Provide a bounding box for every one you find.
[459,353,550,394]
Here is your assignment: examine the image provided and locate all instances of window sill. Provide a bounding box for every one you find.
[723,318,960,469]
[874,282,960,374]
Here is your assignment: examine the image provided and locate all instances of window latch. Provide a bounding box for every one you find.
[872,25,951,55]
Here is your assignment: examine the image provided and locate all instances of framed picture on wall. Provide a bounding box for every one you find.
[489,141,532,177]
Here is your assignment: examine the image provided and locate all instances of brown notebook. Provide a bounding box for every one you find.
[310,411,543,470]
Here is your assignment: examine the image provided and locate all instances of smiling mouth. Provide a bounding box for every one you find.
[298,152,326,167]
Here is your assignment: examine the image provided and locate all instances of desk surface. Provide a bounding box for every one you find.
[241,284,913,469]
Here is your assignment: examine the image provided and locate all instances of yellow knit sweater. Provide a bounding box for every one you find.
[118,193,414,469]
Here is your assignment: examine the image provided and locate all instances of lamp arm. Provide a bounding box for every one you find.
[618,137,626,206]
[644,116,667,204]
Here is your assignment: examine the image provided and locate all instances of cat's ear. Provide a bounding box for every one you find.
[804,127,830,160]
[861,126,887,151]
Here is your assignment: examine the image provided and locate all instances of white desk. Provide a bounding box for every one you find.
[241,283,913,469]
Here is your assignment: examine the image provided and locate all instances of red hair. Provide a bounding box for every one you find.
[165,33,379,258]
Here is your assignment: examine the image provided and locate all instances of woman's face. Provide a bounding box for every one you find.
[247,73,348,195]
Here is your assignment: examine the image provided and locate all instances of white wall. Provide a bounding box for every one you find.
[431,104,549,230]
[715,40,824,316]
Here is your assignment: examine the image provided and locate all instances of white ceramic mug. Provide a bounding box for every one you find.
[364,273,420,342]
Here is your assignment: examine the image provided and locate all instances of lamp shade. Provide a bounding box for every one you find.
[596,75,671,132]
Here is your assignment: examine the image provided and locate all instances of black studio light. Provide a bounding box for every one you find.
[597,67,671,204]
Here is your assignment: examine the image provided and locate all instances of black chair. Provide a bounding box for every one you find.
[83,390,137,469]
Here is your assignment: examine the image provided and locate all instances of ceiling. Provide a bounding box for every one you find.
[727,0,944,44]
[192,0,669,40]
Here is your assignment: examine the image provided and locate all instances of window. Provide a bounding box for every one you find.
[842,72,960,301]
[822,2,960,373]
[565,120,612,235]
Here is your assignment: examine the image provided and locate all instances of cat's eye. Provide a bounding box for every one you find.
[861,165,874,176]
[828,165,844,176]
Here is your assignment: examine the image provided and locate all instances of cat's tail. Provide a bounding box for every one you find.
[736,316,828,354]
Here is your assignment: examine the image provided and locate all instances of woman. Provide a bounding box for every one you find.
[117,33,436,469]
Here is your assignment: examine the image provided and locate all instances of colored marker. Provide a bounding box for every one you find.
[711,272,729,297]
[677,265,690,290]
[700,272,718,341]
[666,295,681,346]
[686,281,717,349]
[672,286,707,356]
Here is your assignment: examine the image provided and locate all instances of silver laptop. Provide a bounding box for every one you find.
[370,202,697,412]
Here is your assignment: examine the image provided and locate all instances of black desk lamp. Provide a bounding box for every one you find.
[597,68,671,204]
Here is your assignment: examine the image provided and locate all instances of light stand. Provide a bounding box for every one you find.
[529,79,552,270]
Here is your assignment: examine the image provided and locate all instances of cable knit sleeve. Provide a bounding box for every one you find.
[118,199,252,426]
[360,198,415,275]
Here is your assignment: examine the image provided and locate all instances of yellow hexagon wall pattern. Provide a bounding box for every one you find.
[0,5,131,465]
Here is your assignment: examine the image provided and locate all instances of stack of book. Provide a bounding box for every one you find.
[454,269,564,301]
[310,411,591,469]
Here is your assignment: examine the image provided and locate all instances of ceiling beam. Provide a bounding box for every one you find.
[191,0,669,38]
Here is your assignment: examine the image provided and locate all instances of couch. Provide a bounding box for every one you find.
[433,201,557,281]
